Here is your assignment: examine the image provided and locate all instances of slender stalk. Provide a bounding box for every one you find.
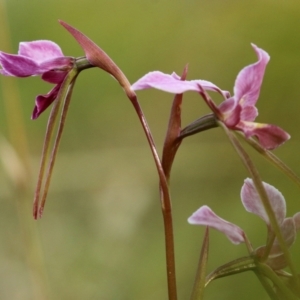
[128,95,177,300]
[238,133,300,188]
[219,122,299,285]
[254,270,280,300]
[33,68,79,218]
[256,263,298,300]
[38,76,78,217]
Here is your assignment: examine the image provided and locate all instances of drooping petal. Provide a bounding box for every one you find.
[236,121,290,150]
[42,70,68,84]
[233,44,270,108]
[131,71,230,98]
[188,205,245,244]
[241,178,286,226]
[32,84,61,119]
[18,41,64,62]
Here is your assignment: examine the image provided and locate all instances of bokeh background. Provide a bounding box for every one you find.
[1,0,300,299]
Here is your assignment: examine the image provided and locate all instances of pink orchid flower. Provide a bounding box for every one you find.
[0,40,74,119]
[188,178,300,269]
[131,44,290,150]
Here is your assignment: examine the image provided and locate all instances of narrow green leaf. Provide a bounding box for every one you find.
[190,227,209,300]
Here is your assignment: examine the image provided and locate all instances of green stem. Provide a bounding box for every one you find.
[254,269,280,300]
[219,122,298,285]
[33,68,79,219]
[256,263,298,300]
[238,133,300,188]
[38,75,78,217]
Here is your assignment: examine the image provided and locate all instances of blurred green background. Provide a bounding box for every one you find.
[1,0,300,299]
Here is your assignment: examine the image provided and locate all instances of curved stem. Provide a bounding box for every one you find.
[128,95,177,300]
[256,263,298,300]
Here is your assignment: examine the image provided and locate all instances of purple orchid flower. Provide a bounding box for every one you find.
[0,40,74,119]
[188,178,300,269]
[131,44,290,150]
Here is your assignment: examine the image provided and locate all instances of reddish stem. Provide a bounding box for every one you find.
[129,95,177,300]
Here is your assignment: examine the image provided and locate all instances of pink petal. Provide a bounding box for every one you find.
[241,178,286,226]
[132,71,229,97]
[218,98,241,127]
[41,70,68,84]
[240,105,258,122]
[255,245,287,270]
[0,52,40,76]
[188,205,245,244]
[39,57,74,72]
[18,41,64,62]
[236,121,290,150]
[0,53,72,77]
[32,84,61,119]
[234,44,270,108]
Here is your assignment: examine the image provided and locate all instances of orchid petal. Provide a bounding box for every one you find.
[42,70,68,84]
[270,217,296,256]
[188,205,245,244]
[241,178,286,226]
[39,57,74,72]
[32,84,61,119]
[0,53,71,77]
[237,121,290,150]
[18,41,64,62]
[240,105,258,122]
[234,44,270,107]
[0,52,40,76]
[132,71,229,97]
[218,98,241,127]
[255,245,287,270]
